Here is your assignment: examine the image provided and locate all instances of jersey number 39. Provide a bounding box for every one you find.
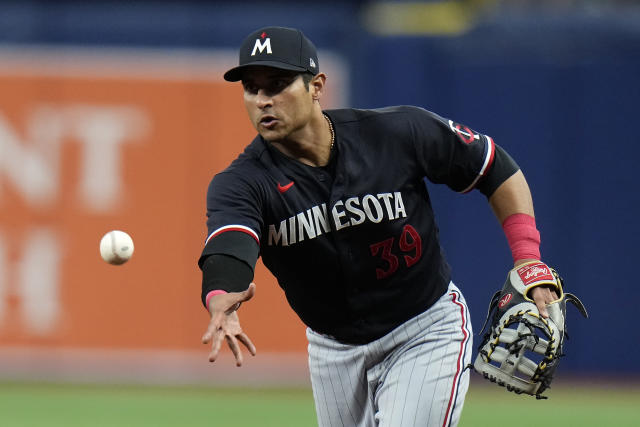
[369,224,422,280]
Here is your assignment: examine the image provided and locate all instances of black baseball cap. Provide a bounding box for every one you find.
[223,26,319,82]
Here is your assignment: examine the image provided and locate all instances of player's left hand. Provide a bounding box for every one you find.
[473,260,588,398]
[530,285,558,318]
[201,283,257,366]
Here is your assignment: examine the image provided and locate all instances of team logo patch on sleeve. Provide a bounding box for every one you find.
[448,120,480,144]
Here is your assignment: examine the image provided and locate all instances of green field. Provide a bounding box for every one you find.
[0,381,637,426]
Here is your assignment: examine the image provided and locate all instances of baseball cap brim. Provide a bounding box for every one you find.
[223,61,310,82]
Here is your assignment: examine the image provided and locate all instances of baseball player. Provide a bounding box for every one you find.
[200,26,556,427]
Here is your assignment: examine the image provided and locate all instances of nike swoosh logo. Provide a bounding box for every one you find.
[277,181,294,193]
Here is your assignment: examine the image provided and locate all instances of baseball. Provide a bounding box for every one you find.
[99,230,134,265]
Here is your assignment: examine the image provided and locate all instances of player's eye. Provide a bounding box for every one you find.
[242,82,259,94]
[265,78,290,95]
[275,79,289,89]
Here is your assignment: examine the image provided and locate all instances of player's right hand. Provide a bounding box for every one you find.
[201,283,257,367]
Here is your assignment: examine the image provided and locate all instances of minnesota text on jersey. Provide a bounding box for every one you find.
[267,191,407,246]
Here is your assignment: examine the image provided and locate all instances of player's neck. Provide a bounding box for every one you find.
[270,110,333,167]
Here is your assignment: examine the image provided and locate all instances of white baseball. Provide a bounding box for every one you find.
[100,230,134,265]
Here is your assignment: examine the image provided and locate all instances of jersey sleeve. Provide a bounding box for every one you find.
[200,170,263,260]
[408,107,496,193]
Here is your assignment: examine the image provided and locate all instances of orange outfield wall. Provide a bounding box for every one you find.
[0,50,345,355]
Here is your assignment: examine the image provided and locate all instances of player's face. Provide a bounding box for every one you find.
[241,67,314,141]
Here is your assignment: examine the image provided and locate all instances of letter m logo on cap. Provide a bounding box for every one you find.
[251,37,272,56]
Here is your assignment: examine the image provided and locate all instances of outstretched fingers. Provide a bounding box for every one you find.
[202,313,226,362]
[226,335,245,366]
[208,329,226,362]
[237,332,257,356]
[201,283,257,365]
[223,332,256,367]
[201,318,216,344]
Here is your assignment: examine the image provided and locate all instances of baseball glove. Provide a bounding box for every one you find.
[472,261,588,399]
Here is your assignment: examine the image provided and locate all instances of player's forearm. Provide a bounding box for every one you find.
[488,170,541,263]
[201,254,254,309]
[488,170,535,223]
[198,229,260,309]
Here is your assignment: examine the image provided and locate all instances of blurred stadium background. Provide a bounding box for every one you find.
[0,0,639,425]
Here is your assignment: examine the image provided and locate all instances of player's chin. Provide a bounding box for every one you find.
[257,127,284,142]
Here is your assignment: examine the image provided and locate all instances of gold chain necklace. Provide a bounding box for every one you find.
[323,113,335,151]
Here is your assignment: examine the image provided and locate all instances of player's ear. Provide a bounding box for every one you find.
[310,73,326,102]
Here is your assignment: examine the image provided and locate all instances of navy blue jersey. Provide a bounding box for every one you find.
[202,106,496,344]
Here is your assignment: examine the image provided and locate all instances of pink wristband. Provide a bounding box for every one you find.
[502,213,541,262]
[205,289,228,311]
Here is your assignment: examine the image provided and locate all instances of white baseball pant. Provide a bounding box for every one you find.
[307,282,472,427]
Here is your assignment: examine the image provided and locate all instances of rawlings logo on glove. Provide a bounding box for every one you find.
[472,261,588,399]
[518,262,554,285]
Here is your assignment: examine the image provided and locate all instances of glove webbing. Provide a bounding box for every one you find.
[480,310,559,399]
